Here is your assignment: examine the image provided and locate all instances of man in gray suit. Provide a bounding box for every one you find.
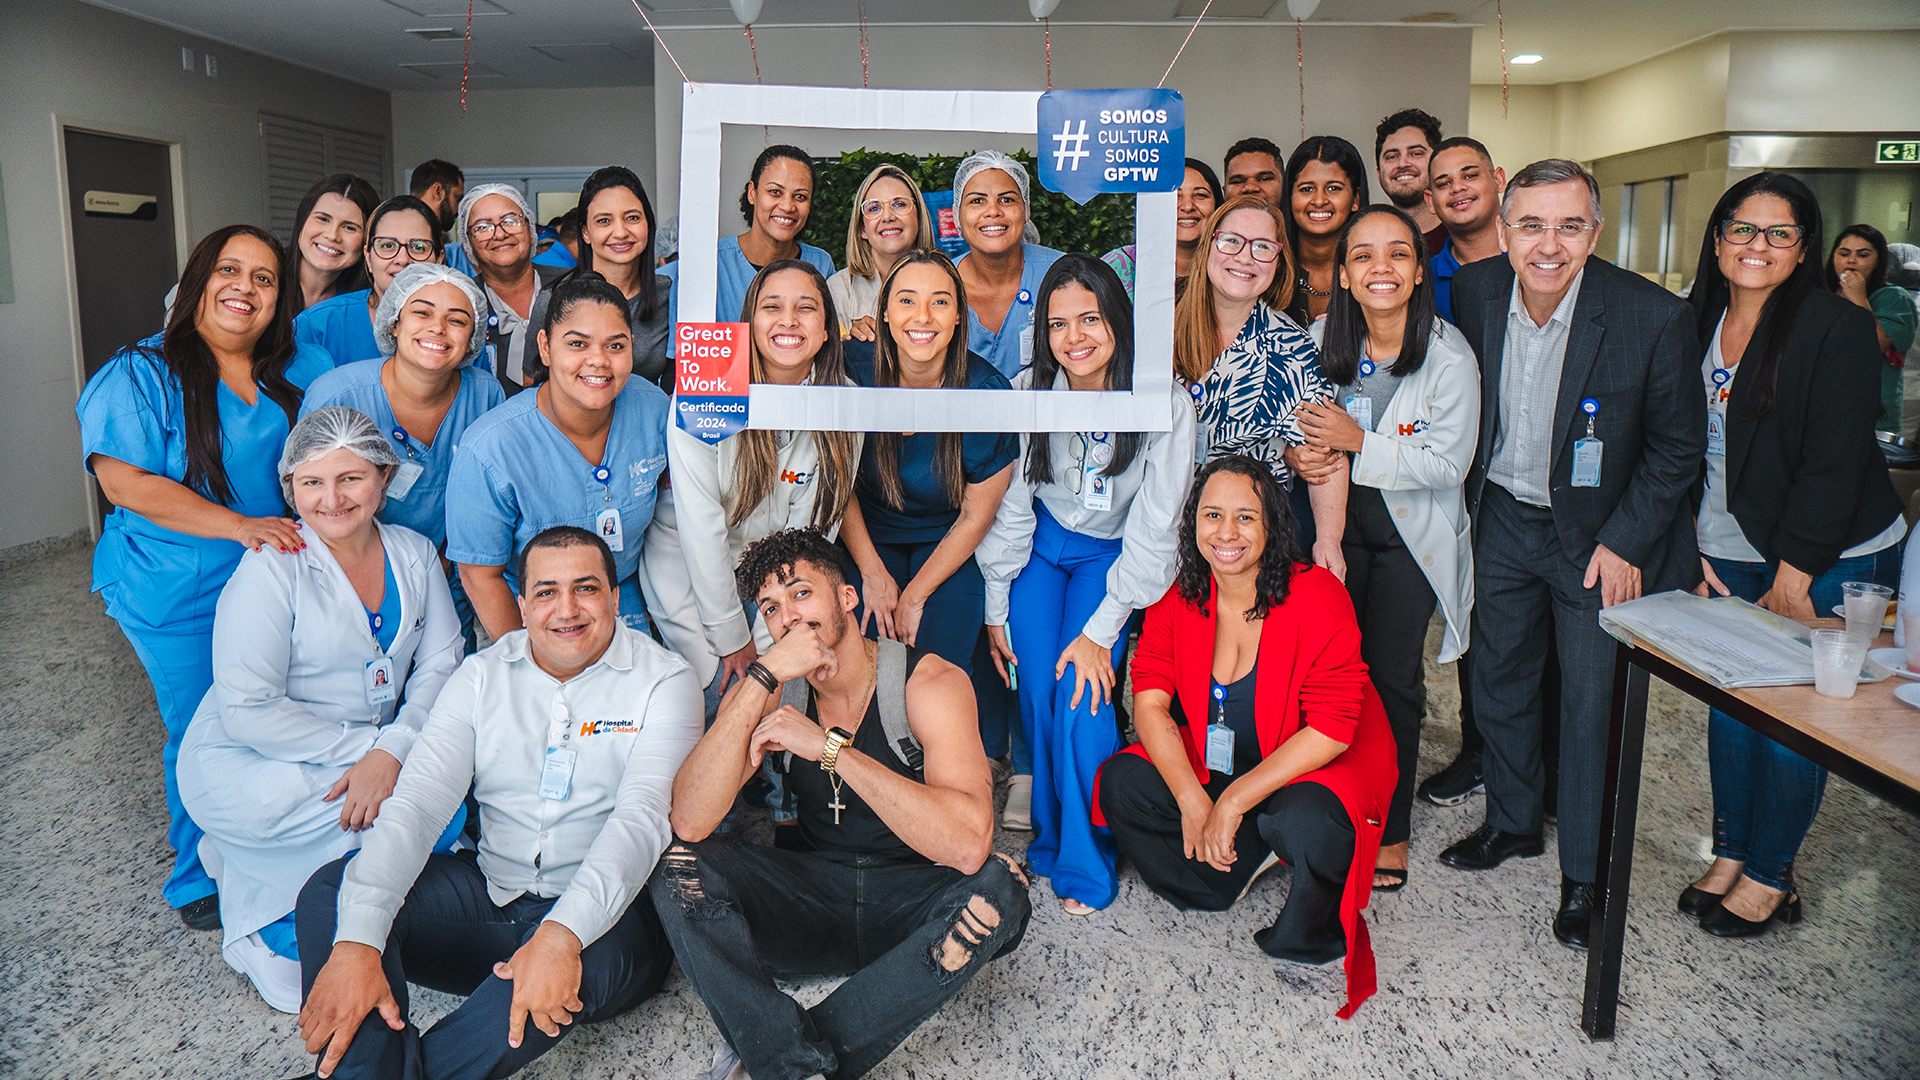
[1437,159,1705,949]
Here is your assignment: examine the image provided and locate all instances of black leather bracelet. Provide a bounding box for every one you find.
[745,660,779,693]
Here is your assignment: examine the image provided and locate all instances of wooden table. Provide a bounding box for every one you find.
[1583,622,1920,1040]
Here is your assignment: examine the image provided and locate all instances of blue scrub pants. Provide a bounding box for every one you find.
[115,618,217,908]
[1006,508,1126,909]
[852,539,984,673]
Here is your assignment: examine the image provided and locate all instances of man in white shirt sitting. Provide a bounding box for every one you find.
[292,526,703,1080]
[654,528,1030,1080]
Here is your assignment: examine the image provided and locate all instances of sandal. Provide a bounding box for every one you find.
[1372,867,1408,893]
[1062,898,1097,917]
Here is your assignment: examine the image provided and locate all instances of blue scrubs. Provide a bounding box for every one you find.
[846,344,1016,671]
[1431,239,1464,324]
[77,334,331,908]
[532,243,577,269]
[444,378,670,630]
[663,235,837,353]
[293,289,380,369]
[958,242,1063,379]
[445,245,477,279]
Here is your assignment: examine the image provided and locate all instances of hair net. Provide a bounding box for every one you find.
[953,150,1042,245]
[374,263,491,364]
[279,406,404,506]
[454,182,534,269]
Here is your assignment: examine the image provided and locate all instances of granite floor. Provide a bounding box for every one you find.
[2,538,1917,1079]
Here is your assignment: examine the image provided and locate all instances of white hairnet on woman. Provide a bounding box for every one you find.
[373,263,491,364]
[453,182,534,269]
[953,150,1042,245]
[279,405,403,505]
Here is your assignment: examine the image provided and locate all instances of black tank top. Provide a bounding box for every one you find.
[788,646,930,863]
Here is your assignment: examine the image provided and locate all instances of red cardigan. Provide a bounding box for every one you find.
[1093,565,1397,1018]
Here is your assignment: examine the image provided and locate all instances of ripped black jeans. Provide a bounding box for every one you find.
[650,838,1030,1080]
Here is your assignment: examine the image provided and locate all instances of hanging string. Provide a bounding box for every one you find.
[1498,0,1509,118]
[1044,18,1052,91]
[628,0,695,86]
[459,0,473,113]
[858,0,870,87]
[1296,19,1306,139]
[1158,0,1214,87]
[745,24,762,82]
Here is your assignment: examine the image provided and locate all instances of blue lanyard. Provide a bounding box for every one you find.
[391,425,419,460]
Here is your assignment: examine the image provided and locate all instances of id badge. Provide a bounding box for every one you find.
[1081,464,1114,511]
[1706,413,1726,457]
[364,657,398,705]
[1344,395,1372,431]
[1018,323,1035,368]
[1571,438,1604,487]
[1205,723,1235,774]
[539,747,577,801]
[595,507,624,552]
[387,460,425,501]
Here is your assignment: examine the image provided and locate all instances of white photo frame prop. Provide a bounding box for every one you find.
[677,82,1175,433]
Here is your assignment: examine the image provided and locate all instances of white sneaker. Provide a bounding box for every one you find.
[701,1047,749,1080]
[1002,774,1034,832]
[223,932,303,1014]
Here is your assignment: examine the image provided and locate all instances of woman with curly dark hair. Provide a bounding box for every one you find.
[1093,455,1396,1018]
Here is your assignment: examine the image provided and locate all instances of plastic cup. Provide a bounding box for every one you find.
[1810,628,1868,698]
[1842,582,1894,642]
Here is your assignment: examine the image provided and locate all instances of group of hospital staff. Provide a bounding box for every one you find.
[78,140,1475,1012]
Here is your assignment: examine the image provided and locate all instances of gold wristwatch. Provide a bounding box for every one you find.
[820,727,856,773]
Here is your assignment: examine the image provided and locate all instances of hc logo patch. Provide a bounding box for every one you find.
[781,469,812,485]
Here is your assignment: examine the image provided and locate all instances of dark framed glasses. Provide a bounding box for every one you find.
[1719,220,1804,248]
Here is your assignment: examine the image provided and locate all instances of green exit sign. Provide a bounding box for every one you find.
[1878,140,1920,164]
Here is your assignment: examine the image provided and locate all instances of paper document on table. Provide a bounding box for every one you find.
[1598,591,1886,689]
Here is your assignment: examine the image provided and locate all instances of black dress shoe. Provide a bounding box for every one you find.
[1677,884,1725,919]
[1554,876,1596,950]
[1437,823,1544,870]
[1700,892,1802,938]
[1418,750,1485,806]
[177,893,221,931]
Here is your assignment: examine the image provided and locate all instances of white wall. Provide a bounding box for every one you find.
[391,87,658,195]
[1468,84,1562,174]
[652,22,1472,241]
[1725,31,1920,133]
[0,0,392,552]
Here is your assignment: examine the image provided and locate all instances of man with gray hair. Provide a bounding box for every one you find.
[1436,159,1705,951]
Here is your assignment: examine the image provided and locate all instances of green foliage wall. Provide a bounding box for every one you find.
[798,148,1136,264]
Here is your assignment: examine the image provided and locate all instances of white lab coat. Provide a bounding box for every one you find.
[1313,319,1480,663]
[178,521,463,952]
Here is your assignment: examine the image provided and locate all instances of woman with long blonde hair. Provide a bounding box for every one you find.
[830,163,937,340]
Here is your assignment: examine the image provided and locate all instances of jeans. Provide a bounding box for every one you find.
[650,838,1030,1080]
[1702,545,1900,890]
[295,853,671,1080]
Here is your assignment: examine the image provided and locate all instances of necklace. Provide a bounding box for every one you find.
[1297,272,1330,299]
[826,640,879,826]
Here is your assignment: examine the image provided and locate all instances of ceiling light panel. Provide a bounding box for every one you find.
[405,27,464,41]
[530,43,638,63]
[399,61,506,78]
[1511,54,1543,64]
[382,0,510,17]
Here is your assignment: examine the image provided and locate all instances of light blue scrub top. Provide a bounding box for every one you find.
[445,245,477,279]
[300,357,506,549]
[958,242,1063,379]
[443,377,671,619]
[79,334,333,630]
[663,234,837,355]
[532,243,577,269]
[293,289,380,370]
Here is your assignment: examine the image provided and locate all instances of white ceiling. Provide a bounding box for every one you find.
[79,0,1920,91]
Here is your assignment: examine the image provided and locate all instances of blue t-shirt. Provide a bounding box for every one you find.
[663,235,838,355]
[300,357,506,549]
[1431,239,1464,324]
[958,242,1064,379]
[443,377,670,619]
[78,334,332,629]
[293,289,380,370]
[846,342,1018,546]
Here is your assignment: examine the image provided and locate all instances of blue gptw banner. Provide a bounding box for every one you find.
[1036,88,1186,205]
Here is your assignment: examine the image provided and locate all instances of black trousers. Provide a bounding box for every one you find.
[1097,753,1353,963]
[650,838,1030,1080]
[1456,640,1561,801]
[1469,484,1615,882]
[294,853,672,1080]
[1342,487,1437,847]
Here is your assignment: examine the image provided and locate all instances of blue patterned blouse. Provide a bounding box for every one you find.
[1192,301,1330,485]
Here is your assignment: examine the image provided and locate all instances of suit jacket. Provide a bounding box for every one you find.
[1453,255,1706,592]
[1698,288,1903,577]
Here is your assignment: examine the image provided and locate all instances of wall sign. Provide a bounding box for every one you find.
[1036,88,1186,205]
[1876,140,1920,164]
[83,191,158,219]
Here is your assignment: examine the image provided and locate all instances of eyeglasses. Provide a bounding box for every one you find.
[1213,231,1282,263]
[1502,220,1598,241]
[370,237,436,259]
[467,214,527,239]
[1719,220,1805,248]
[862,197,916,218]
[1066,434,1090,493]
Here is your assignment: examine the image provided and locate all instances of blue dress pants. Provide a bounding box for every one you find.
[115,617,217,908]
[1703,545,1899,890]
[1006,509,1126,908]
